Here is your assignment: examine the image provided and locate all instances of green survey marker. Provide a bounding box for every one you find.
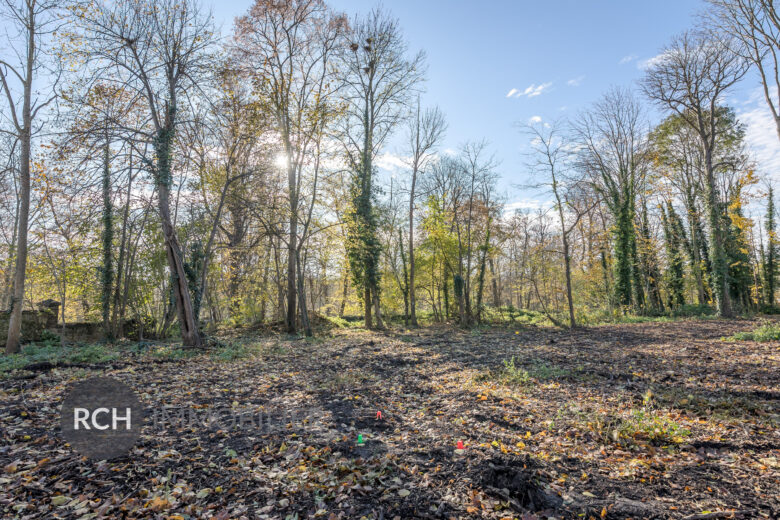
[357,434,365,446]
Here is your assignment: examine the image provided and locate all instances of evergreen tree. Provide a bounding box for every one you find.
[766,185,777,307]
[661,203,685,308]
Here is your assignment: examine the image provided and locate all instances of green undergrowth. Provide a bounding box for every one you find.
[0,341,120,377]
[726,321,780,342]
[475,357,574,387]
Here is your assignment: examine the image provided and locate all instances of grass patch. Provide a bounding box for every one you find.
[261,342,290,356]
[318,314,365,329]
[579,304,717,326]
[66,344,120,364]
[210,341,257,362]
[483,306,552,327]
[727,321,780,342]
[475,357,570,387]
[0,341,120,377]
[150,345,199,361]
[320,369,376,392]
[588,408,690,447]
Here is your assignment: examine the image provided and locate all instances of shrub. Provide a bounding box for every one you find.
[151,345,198,360]
[211,342,256,362]
[589,408,690,447]
[66,344,119,364]
[475,356,530,386]
[728,322,780,342]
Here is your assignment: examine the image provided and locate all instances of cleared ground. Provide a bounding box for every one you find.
[0,319,778,519]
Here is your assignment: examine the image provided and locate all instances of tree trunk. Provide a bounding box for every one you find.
[2,169,19,311]
[339,269,349,318]
[489,258,499,308]
[112,159,133,338]
[475,218,492,324]
[286,160,298,334]
[399,228,409,326]
[101,135,114,340]
[442,261,450,320]
[259,250,270,323]
[704,148,733,317]
[155,122,201,348]
[364,285,372,328]
[273,234,285,322]
[5,123,30,354]
[4,11,34,354]
[295,250,311,336]
[562,237,575,328]
[372,285,383,328]
[687,207,707,305]
[409,168,418,326]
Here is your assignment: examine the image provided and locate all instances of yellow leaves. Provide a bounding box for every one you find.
[144,496,170,511]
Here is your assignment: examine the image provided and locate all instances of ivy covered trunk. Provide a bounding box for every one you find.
[661,203,685,308]
[347,93,382,329]
[155,108,202,348]
[101,135,114,340]
[613,199,635,309]
[704,149,733,318]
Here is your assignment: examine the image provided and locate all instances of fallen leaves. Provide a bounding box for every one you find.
[0,320,777,518]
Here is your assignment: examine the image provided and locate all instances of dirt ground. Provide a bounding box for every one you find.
[0,319,778,519]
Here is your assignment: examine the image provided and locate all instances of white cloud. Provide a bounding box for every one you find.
[637,51,674,70]
[443,148,457,156]
[738,90,780,181]
[567,75,585,87]
[507,82,553,99]
[375,152,408,171]
[528,115,543,124]
[619,54,637,65]
[504,198,554,213]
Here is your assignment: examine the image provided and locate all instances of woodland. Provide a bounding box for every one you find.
[0,0,778,519]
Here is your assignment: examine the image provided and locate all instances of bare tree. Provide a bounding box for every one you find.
[80,0,217,347]
[1,0,60,353]
[338,7,425,328]
[642,31,749,317]
[573,88,648,312]
[525,121,595,327]
[235,0,345,335]
[404,98,445,327]
[458,140,498,326]
[189,62,269,327]
[706,0,780,141]
[0,135,19,311]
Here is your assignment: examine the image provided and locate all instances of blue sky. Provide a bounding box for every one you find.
[213,0,779,206]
